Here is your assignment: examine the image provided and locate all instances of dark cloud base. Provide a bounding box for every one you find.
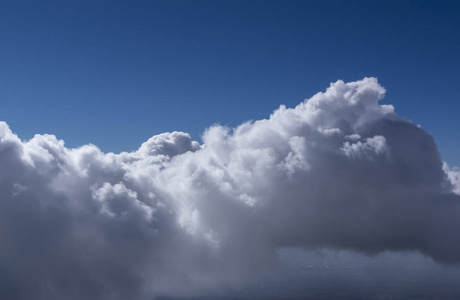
[0,78,459,299]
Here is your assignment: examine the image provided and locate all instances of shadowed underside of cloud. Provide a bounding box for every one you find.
[0,78,459,299]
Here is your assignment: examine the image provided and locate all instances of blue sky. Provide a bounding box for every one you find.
[1,0,459,165]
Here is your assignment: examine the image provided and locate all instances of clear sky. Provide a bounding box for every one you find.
[1,0,459,165]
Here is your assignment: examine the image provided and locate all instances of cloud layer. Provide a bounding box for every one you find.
[0,78,459,299]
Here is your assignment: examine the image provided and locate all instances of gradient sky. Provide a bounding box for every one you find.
[1,0,459,166]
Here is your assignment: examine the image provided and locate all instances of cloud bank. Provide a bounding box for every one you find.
[0,78,459,299]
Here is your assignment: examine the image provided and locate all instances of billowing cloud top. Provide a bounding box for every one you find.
[0,78,459,299]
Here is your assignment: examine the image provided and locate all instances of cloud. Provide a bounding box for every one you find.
[444,162,460,194]
[0,78,458,299]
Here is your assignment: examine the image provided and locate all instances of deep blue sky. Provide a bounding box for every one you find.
[1,0,459,165]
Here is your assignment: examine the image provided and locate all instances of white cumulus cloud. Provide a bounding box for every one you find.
[0,78,458,299]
